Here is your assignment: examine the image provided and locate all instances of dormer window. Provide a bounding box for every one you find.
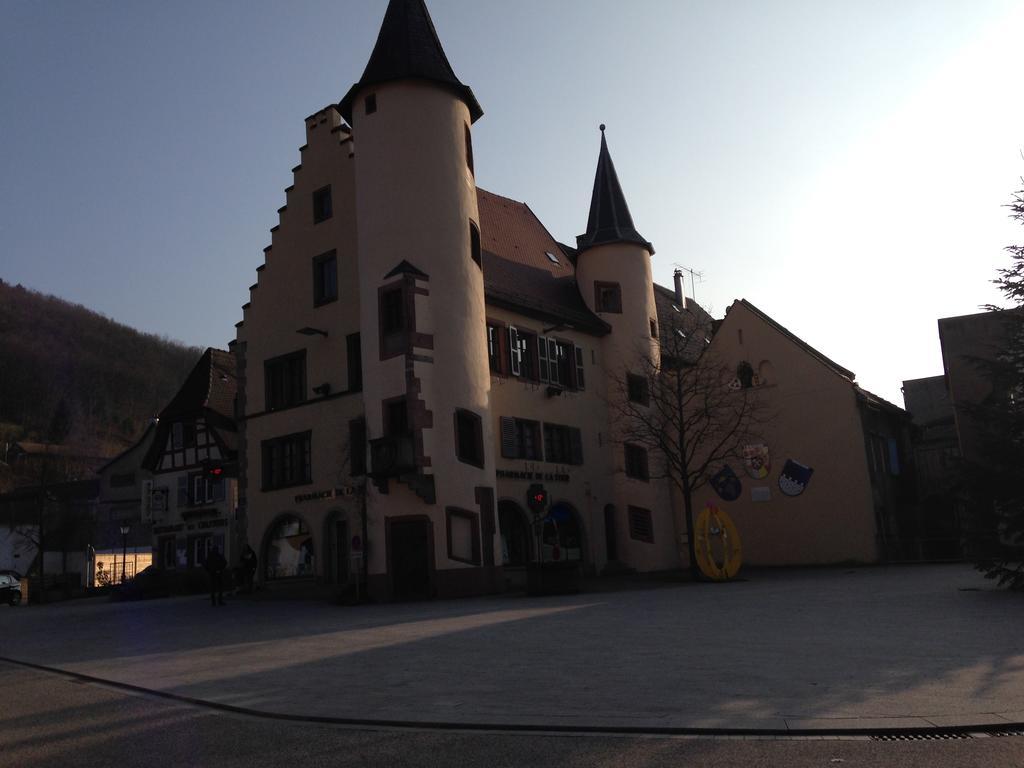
[545,251,560,265]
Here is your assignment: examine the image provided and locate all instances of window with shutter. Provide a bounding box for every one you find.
[574,347,585,390]
[500,417,519,458]
[538,336,549,382]
[508,327,522,376]
[570,428,583,465]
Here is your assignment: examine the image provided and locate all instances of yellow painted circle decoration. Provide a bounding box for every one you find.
[694,504,743,581]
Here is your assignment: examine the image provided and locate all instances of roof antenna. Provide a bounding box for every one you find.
[672,263,704,304]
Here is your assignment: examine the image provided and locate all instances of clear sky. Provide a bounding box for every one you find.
[2,0,1022,405]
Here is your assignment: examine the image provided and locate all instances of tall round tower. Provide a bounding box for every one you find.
[575,127,675,570]
[341,0,498,599]
[576,126,660,377]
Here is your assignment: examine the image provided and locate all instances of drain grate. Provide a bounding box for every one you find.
[871,732,973,741]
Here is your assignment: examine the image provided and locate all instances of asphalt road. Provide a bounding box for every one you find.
[3,663,1023,768]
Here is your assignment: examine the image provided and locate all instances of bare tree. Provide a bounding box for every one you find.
[609,307,769,579]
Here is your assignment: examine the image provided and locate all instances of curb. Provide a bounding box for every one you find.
[2,655,1021,739]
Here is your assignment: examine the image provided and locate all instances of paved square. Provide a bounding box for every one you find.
[2,564,1022,732]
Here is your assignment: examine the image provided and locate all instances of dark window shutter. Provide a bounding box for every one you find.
[500,417,519,459]
[177,476,188,506]
[570,428,583,465]
[538,337,549,382]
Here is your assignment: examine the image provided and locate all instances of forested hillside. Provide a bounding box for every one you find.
[0,279,204,465]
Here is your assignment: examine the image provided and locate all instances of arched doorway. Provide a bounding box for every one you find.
[498,500,532,566]
[543,501,584,564]
[263,514,315,580]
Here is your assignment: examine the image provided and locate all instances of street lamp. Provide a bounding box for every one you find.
[119,525,130,583]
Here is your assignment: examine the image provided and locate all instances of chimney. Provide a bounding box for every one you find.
[673,269,684,305]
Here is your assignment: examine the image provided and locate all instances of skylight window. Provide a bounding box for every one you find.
[545,251,560,264]
[676,329,688,340]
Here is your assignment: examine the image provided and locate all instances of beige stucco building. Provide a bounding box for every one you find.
[693,300,917,565]
[232,0,915,599]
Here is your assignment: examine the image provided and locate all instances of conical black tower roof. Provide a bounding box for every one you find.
[576,126,653,255]
[339,0,483,124]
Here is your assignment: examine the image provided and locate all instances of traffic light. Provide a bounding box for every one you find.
[203,461,224,480]
[526,483,548,515]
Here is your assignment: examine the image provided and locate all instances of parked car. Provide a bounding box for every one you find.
[0,571,22,606]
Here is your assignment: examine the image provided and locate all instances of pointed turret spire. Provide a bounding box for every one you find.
[339,0,483,124]
[576,125,653,254]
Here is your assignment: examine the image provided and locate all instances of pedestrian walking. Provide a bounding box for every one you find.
[205,547,227,606]
[241,545,258,594]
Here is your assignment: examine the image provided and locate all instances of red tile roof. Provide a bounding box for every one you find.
[476,188,610,335]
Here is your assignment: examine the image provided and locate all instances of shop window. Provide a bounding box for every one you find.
[261,431,312,490]
[265,515,315,580]
[312,185,332,224]
[624,444,649,481]
[542,504,583,562]
[312,250,338,306]
[627,373,649,406]
[455,408,484,468]
[594,281,622,313]
[265,351,307,411]
[500,416,542,460]
[543,423,583,465]
[628,506,654,543]
[446,507,481,565]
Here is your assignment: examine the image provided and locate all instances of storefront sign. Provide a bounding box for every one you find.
[153,523,184,534]
[294,486,358,504]
[497,469,570,483]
